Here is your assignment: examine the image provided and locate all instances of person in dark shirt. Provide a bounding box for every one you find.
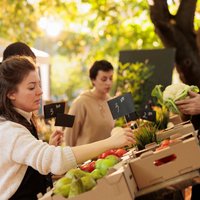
[176,90,200,200]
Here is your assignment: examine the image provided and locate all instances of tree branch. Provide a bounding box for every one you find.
[148,0,200,88]
[176,0,197,33]
[148,0,172,25]
[148,0,175,47]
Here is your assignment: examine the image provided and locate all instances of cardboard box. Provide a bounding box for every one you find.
[156,121,195,141]
[169,114,183,125]
[39,164,136,200]
[135,170,200,197]
[129,134,200,190]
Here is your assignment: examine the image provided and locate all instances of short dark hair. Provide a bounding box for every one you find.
[3,42,36,62]
[89,60,114,80]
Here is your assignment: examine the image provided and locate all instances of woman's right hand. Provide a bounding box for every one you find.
[109,127,135,149]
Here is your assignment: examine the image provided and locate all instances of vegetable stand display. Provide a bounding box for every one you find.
[39,80,200,200]
[39,127,200,200]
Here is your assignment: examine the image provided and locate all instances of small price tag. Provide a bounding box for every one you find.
[139,109,156,122]
[125,111,139,122]
[55,113,75,127]
[43,102,65,119]
[107,92,135,119]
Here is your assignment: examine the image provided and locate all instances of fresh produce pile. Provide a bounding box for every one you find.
[151,83,199,114]
[79,148,127,173]
[53,148,127,198]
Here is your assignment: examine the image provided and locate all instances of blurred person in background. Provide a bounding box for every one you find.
[3,41,36,62]
[64,60,115,146]
[176,91,200,200]
[0,56,135,200]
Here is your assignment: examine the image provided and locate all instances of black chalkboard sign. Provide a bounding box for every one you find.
[139,109,156,122]
[55,113,75,127]
[125,111,139,122]
[107,92,135,119]
[43,102,65,119]
[125,108,156,123]
[119,48,175,110]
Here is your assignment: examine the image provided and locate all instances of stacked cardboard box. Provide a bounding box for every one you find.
[129,133,200,190]
[156,121,196,141]
[169,114,183,125]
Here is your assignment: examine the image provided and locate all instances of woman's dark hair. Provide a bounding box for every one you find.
[3,42,36,62]
[89,60,114,80]
[0,56,36,124]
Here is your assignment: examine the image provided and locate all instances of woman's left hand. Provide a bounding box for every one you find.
[49,130,64,146]
[176,91,200,115]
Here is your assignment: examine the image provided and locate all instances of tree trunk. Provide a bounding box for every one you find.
[148,0,200,88]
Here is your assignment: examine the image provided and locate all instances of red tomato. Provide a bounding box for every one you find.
[80,164,89,172]
[80,161,96,172]
[114,148,127,157]
[98,149,116,159]
[156,139,176,151]
[89,161,96,172]
[160,139,170,147]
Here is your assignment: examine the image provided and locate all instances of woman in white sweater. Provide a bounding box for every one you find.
[0,56,135,200]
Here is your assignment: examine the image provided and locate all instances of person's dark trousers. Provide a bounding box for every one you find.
[191,184,200,200]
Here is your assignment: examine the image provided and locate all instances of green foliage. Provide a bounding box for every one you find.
[56,0,162,59]
[0,1,41,44]
[51,55,90,101]
[114,61,154,127]
[0,0,161,102]
[1,0,199,101]
[117,61,154,111]
[0,1,161,51]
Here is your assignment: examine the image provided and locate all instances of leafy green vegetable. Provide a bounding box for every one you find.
[151,83,199,114]
[151,84,164,106]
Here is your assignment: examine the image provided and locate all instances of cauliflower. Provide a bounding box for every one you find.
[151,83,199,114]
[163,83,190,101]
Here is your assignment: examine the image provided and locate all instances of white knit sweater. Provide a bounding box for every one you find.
[0,111,77,200]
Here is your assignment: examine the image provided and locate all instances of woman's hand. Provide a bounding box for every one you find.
[110,127,135,148]
[49,130,64,146]
[176,91,200,115]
